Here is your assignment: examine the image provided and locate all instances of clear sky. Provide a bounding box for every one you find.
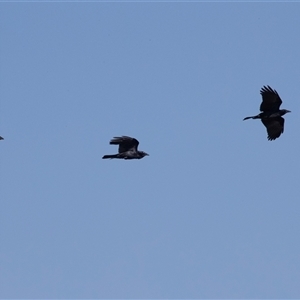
[1,2,300,299]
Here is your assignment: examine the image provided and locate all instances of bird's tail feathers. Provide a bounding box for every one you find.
[243,115,259,121]
[102,154,119,159]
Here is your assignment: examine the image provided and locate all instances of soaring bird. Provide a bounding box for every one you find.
[0,136,3,140]
[243,86,291,140]
[102,136,149,159]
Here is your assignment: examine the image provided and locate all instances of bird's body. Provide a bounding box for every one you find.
[243,86,291,140]
[0,136,3,140]
[102,136,149,160]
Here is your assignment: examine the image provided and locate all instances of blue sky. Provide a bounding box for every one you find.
[1,2,300,298]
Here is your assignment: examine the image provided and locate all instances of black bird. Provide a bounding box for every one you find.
[243,86,291,140]
[102,136,149,159]
[0,136,3,140]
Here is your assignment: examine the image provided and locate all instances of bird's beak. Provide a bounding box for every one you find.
[145,153,149,156]
[287,110,291,113]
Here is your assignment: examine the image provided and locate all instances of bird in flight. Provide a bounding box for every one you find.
[0,136,3,140]
[102,136,149,159]
[243,86,291,140]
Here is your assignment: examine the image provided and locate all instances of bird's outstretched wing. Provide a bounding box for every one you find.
[260,85,282,112]
[261,117,284,141]
[110,136,139,153]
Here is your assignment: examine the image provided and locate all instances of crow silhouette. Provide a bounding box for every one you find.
[102,136,149,159]
[243,86,291,140]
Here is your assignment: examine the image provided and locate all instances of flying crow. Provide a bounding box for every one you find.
[243,86,291,140]
[102,136,149,159]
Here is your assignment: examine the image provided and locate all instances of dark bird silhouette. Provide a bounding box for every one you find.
[0,136,3,140]
[243,86,291,140]
[102,136,149,159]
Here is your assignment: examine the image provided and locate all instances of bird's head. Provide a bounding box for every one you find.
[281,109,291,115]
[139,151,149,158]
